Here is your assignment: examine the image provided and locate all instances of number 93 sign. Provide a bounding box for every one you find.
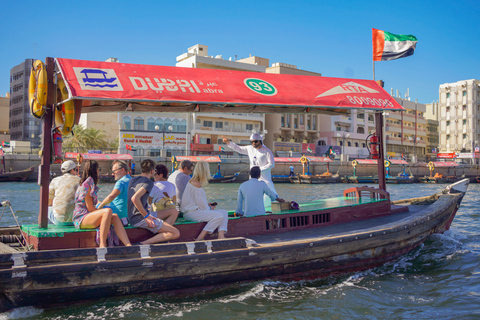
[244,78,277,96]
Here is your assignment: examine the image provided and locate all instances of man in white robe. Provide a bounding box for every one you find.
[222,133,277,208]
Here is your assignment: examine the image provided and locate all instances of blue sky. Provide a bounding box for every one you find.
[1,0,479,104]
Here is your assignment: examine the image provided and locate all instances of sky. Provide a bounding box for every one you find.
[1,0,480,104]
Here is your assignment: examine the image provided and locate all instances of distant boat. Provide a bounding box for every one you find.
[0,167,34,182]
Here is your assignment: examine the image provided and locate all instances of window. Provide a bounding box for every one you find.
[203,121,212,127]
[215,122,223,129]
[123,116,131,130]
[200,137,211,144]
[155,118,164,130]
[164,118,173,130]
[347,141,351,147]
[246,124,253,131]
[286,115,290,127]
[179,119,187,132]
[357,127,365,134]
[147,118,156,131]
[446,121,450,126]
[172,119,180,131]
[299,115,304,125]
[463,119,467,125]
[281,116,285,127]
[134,117,144,130]
[463,134,467,139]
[446,135,450,140]
[312,116,316,130]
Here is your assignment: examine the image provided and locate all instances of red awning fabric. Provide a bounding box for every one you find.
[65,153,133,161]
[354,159,408,165]
[428,161,458,167]
[275,157,333,163]
[174,156,221,163]
[55,58,404,115]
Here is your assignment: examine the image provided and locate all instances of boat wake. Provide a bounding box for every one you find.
[0,306,43,320]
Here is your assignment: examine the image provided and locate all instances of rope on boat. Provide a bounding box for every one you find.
[0,201,31,251]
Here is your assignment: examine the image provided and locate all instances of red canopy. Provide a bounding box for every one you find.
[65,153,133,161]
[275,157,333,163]
[56,58,404,114]
[428,161,458,167]
[354,159,408,165]
[174,156,221,163]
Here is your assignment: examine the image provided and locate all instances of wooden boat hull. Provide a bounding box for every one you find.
[386,176,414,184]
[0,180,469,311]
[209,175,237,183]
[342,176,378,183]
[272,175,295,183]
[0,168,34,182]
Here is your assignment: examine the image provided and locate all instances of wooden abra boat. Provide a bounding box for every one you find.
[291,172,341,184]
[0,179,469,311]
[0,167,35,182]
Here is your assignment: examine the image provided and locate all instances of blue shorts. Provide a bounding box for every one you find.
[48,207,74,226]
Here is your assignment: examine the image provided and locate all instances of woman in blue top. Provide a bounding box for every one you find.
[73,160,131,248]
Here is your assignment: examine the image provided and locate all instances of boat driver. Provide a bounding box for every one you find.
[236,166,284,217]
[48,160,80,225]
[222,133,277,208]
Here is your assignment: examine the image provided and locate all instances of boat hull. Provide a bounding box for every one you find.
[0,182,466,311]
[0,168,34,182]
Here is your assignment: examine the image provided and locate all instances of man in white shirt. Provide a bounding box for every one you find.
[223,133,277,208]
[236,167,284,217]
[167,160,193,204]
[48,160,80,225]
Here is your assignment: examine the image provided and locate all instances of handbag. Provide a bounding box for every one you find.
[152,192,177,212]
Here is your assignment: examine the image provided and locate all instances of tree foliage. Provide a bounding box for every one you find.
[63,125,113,153]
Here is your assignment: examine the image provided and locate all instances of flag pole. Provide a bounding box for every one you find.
[373,61,375,81]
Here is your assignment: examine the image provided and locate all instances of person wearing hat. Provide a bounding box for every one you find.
[48,160,81,225]
[222,133,277,208]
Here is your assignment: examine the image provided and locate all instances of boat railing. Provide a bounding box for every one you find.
[343,186,390,202]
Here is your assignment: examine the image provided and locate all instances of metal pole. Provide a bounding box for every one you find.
[38,57,54,228]
[375,112,387,192]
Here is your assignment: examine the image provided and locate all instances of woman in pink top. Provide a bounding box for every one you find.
[73,160,131,248]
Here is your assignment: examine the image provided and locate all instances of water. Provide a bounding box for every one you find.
[0,182,479,319]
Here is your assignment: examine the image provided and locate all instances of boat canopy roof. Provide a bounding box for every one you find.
[275,156,333,163]
[55,58,405,115]
[355,159,408,165]
[65,152,133,161]
[429,161,458,167]
[173,156,221,163]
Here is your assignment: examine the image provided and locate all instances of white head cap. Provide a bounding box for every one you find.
[61,160,77,173]
[250,133,263,141]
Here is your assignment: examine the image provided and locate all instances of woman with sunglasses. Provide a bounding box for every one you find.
[222,133,277,208]
[73,160,132,248]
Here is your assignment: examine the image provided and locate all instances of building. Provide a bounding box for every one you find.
[425,101,440,160]
[9,59,42,147]
[438,80,480,155]
[119,112,187,156]
[176,44,266,152]
[0,94,10,144]
[384,97,427,162]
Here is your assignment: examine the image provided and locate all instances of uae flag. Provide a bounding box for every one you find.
[372,28,417,61]
[306,146,313,153]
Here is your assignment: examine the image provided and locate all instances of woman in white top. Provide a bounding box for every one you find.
[180,161,228,241]
[148,164,179,226]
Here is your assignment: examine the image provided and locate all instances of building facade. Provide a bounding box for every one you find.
[176,44,266,149]
[0,94,9,144]
[384,98,427,161]
[438,79,480,154]
[9,59,42,147]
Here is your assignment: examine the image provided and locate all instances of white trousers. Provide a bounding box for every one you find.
[184,209,228,233]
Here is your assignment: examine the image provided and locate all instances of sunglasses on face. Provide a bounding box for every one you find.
[251,140,260,144]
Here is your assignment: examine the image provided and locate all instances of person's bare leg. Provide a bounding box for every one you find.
[196,230,208,241]
[156,209,179,226]
[111,214,131,246]
[140,222,180,245]
[81,208,113,247]
[218,231,226,239]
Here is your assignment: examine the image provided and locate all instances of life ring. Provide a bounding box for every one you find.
[28,60,48,119]
[300,156,308,165]
[55,78,75,136]
[172,156,178,169]
[352,160,358,167]
[385,160,391,168]
[428,161,435,171]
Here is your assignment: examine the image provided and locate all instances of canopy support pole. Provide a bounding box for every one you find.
[375,112,386,192]
[38,57,55,228]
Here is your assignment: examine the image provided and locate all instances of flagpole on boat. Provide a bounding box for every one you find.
[38,57,55,228]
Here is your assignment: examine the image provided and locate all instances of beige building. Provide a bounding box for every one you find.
[438,79,480,153]
[385,97,427,161]
[176,44,266,149]
[0,94,10,143]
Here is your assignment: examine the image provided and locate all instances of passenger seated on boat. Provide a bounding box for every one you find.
[96,160,131,226]
[180,161,228,241]
[236,166,285,217]
[128,159,180,245]
[48,160,80,226]
[73,160,132,248]
[148,164,179,226]
[168,160,194,205]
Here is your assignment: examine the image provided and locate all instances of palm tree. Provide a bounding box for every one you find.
[63,125,110,153]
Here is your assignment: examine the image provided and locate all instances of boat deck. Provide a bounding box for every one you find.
[250,204,419,246]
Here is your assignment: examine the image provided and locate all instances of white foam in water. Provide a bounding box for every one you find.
[218,283,265,303]
[0,307,43,320]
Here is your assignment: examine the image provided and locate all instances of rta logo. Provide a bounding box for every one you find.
[316,81,379,98]
[73,67,124,91]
